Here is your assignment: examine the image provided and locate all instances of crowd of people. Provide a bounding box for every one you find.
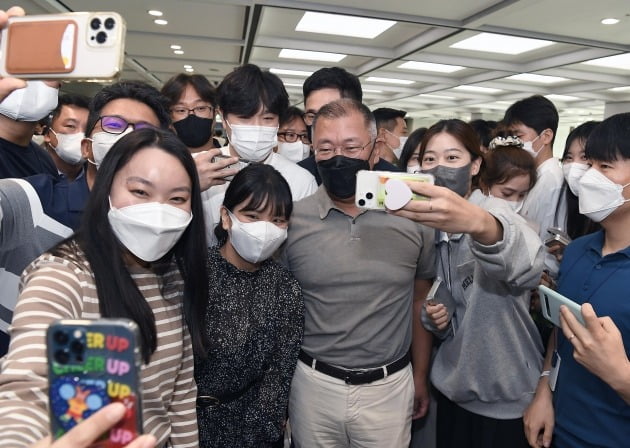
[0,5,628,448]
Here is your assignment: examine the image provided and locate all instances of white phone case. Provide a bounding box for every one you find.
[355,170,433,210]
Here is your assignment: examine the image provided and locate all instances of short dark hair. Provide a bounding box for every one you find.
[585,112,630,162]
[50,93,90,123]
[214,164,293,243]
[398,127,427,169]
[313,98,376,140]
[373,108,406,132]
[303,67,362,103]
[161,73,216,107]
[216,64,289,119]
[63,128,209,362]
[469,119,498,149]
[562,121,600,161]
[280,106,305,127]
[503,95,559,144]
[86,81,171,136]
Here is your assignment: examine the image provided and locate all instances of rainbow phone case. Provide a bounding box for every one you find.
[47,319,143,447]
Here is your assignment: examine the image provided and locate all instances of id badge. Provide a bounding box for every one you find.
[549,350,561,392]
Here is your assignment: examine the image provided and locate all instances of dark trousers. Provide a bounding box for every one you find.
[436,390,529,448]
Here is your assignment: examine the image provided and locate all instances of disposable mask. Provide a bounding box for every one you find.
[108,200,192,262]
[277,140,310,163]
[422,163,472,197]
[394,136,408,159]
[317,155,370,199]
[406,164,421,174]
[0,81,58,122]
[578,168,630,222]
[489,193,523,213]
[522,134,542,158]
[32,135,45,146]
[49,129,85,165]
[225,119,277,161]
[227,210,287,264]
[88,128,132,168]
[562,162,589,196]
[173,115,213,148]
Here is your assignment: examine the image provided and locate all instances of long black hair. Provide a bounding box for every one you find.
[214,163,293,244]
[55,128,209,362]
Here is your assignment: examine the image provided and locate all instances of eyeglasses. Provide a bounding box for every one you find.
[314,140,374,158]
[303,112,316,125]
[96,115,155,135]
[171,105,214,119]
[278,131,310,144]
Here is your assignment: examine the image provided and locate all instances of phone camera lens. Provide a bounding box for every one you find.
[54,349,70,365]
[358,199,366,206]
[53,331,69,345]
[90,18,101,30]
[104,18,116,30]
[70,340,84,354]
[96,31,108,44]
[366,192,373,200]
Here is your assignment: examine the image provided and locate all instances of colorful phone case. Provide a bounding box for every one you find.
[47,319,143,447]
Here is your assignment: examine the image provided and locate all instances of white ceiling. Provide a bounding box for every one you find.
[5,0,630,127]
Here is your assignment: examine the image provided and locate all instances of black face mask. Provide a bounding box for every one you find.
[173,115,213,148]
[317,155,370,199]
[422,163,472,197]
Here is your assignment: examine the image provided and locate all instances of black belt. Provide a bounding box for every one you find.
[298,350,410,385]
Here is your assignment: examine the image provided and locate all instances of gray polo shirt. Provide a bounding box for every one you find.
[280,186,435,369]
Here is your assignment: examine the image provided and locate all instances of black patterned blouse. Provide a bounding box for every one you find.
[195,246,304,448]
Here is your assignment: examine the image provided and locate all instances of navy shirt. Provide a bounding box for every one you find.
[554,230,630,447]
[298,154,401,185]
[0,137,58,179]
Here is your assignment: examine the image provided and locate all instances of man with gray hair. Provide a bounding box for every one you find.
[280,98,435,447]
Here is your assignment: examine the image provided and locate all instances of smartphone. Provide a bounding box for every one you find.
[424,277,443,306]
[0,12,126,80]
[47,318,143,447]
[355,170,434,210]
[538,285,585,327]
[212,154,250,181]
[544,227,571,248]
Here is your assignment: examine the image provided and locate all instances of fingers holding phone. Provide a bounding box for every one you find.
[425,302,450,330]
[193,149,239,191]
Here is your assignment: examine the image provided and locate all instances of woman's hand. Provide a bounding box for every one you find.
[31,403,156,448]
[425,302,450,330]
[194,148,240,191]
[523,384,554,448]
[0,7,28,100]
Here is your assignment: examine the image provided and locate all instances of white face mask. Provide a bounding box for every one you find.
[277,140,310,163]
[406,164,421,174]
[394,136,408,159]
[0,81,58,122]
[88,128,132,168]
[49,129,85,165]
[562,162,589,196]
[488,193,524,213]
[225,119,278,162]
[108,200,193,262]
[227,210,287,264]
[522,134,542,158]
[578,168,630,223]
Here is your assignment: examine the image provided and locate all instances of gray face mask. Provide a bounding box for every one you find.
[422,163,472,197]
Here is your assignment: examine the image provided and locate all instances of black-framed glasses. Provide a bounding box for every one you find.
[171,105,214,119]
[96,115,155,135]
[278,131,310,144]
[314,140,374,158]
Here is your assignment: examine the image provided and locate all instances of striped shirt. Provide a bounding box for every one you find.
[0,241,198,447]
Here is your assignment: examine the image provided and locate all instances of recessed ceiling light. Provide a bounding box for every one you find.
[295,11,396,39]
[365,76,414,85]
[185,67,194,73]
[154,19,168,25]
[147,10,163,17]
[546,94,580,102]
[582,53,630,71]
[283,82,303,87]
[183,65,192,69]
[279,49,346,62]
[450,32,554,55]
[453,85,502,94]
[174,50,184,55]
[601,18,620,25]
[399,61,465,73]
[506,73,569,84]
[270,68,313,77]
[609,86,630,92]
[170,45,181,50]
[418,94,456,100]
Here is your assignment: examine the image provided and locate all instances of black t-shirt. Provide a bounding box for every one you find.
[0,137,58,179]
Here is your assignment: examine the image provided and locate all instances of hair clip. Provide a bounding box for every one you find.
[489,135,524,150]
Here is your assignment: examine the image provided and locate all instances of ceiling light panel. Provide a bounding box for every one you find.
[506,73,570,84]
[450,32,555,55]
[582,53,630,70]
[365,76,415,85]
[270,68,313,77]
[279,49,346,62]
[453,85,502,93]
[546,94,580,102]
[399,61,465,73]
[295,12,396,39]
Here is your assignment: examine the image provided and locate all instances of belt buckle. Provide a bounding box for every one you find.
[344,370,376,385]
[197,395,221,408]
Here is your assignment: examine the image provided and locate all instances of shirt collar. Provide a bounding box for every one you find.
[586,230,630,259]
[315,185,368,220]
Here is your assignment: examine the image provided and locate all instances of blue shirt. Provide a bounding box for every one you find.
[554,230,630,447]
